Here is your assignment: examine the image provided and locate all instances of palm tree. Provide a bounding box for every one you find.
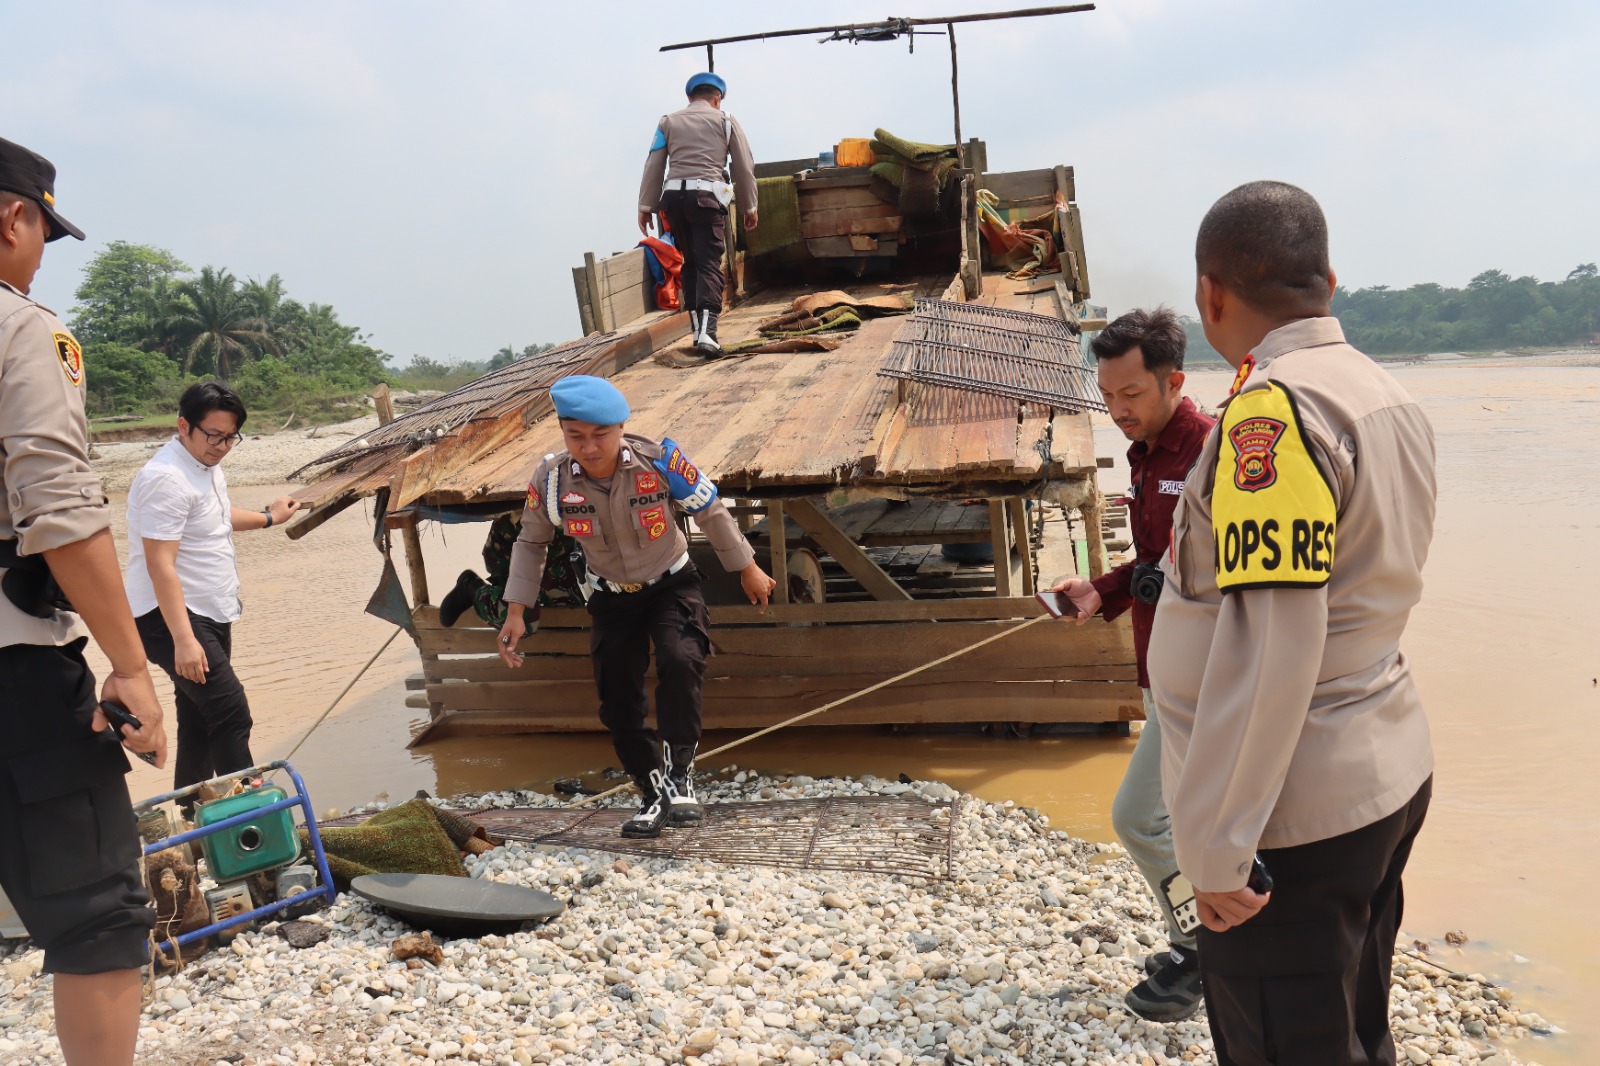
[167,267,278,378]
[241,274,307,353]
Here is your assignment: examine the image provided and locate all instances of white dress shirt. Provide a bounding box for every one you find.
[124,436,242,624]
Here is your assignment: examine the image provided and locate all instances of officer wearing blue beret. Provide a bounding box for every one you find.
[637,73,759,356]
[499,376,776,837]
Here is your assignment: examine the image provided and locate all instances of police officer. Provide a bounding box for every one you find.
[1150,181,1436,1065]
[637,72,759,356]
[497,376,775,837]
[0,136,168,1066]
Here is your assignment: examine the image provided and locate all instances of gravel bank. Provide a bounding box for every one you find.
[90,414,380,494]
[0,775,1556,1066]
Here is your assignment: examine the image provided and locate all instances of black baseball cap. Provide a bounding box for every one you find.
[0,137,84,242]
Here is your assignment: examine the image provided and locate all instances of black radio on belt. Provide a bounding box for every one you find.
[0,539,73,618]
[1130,562,1166,605]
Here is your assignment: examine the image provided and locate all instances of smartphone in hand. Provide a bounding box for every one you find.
[1035,590,1076,619]
[100,700,158,766]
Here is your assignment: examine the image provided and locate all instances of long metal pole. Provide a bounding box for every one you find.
[707,43,714,71]
[660,4,1094,52]
[949,23,964,168]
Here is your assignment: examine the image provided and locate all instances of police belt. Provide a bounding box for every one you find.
[0,538,73,618]
[589,552,691,595]
[662,178,725,194]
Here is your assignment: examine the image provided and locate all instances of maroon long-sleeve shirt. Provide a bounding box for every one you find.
[1091,396,1215,687]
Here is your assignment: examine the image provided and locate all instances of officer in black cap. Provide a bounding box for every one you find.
[0,135,167,1066]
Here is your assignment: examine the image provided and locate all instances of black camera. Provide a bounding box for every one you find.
[1130,563,1165,605]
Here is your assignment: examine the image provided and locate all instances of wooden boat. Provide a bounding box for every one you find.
[289,137,1140,745]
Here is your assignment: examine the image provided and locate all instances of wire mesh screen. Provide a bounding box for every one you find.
[294,332,621,478]
[324,796,958,880]
[877,298,1106,413]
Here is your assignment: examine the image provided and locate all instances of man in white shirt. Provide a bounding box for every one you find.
[125,382,297,802]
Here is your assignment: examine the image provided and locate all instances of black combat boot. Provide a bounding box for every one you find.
[686,310,700,345]
[663,744,704,826]
[439,570,486,628]
[619,769,670,839]
[694,310,724,356]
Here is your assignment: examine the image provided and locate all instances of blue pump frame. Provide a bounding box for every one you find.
[133,761,336,959]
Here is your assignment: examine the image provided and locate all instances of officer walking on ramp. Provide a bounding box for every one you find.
[637,72,759,356]
[497,376,776,837]
[0,135,168,1066]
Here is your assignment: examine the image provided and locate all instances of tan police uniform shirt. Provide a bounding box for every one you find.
[504,433,755,607]
[637,101,758,215]
[0,279,106,647]
[1149,317,1437,892]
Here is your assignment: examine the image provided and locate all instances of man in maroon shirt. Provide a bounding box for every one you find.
[1052,306,1215,1020]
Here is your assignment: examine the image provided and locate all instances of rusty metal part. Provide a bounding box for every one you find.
[877,297,1106,413]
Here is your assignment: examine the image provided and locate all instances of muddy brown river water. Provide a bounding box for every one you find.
[93,361,1597,1063]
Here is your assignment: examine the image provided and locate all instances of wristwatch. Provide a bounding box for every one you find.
[261,508,274,529]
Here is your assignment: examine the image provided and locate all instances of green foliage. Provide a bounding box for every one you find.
[1335,265,1600,354]
[1178,316,1227,364]
[69,242,557,422]
[487,342,557,371]
[165,266,279,378]
[83,343,182,414]
[71,241,190,345]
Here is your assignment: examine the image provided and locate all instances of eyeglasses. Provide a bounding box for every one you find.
[193,427,244,447]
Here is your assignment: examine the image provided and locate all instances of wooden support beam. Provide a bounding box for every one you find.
[1080,494,1109,578]
[768,500,789,605]
[784,498,912,602]
[373,383,395,426]
[583,251,608,333]
[988,499,1012,597]
[572,266,596,335]
[1008,496,1035,596]
[387,511,430,606]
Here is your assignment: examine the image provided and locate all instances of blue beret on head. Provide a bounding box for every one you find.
[551,375,630,425]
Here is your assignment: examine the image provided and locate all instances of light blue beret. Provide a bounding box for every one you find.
[550,375,630,425]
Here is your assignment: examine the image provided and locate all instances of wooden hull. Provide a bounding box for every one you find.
[408,597,1141,745]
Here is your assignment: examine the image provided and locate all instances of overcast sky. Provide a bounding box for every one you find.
[6,0,1596,363]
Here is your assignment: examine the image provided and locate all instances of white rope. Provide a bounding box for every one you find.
[568,613,1051,808]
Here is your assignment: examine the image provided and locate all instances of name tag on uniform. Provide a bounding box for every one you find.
[1158,479,1185,495]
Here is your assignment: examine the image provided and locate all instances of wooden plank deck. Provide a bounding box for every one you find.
[367,270,1097,508]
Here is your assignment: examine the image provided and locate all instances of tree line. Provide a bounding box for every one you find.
[70,241,553,420]
[1175,264,1600,363]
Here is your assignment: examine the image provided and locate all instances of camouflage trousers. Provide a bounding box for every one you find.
[473,514,586,626]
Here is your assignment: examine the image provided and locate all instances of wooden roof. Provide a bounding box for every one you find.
[290,270,1097,537]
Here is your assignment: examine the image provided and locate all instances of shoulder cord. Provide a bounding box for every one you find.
[543,460,562,529]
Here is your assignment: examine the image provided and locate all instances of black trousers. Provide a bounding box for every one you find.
[136,609,255,799]
[1198,777,1433,1066]
[587,568,711,783]
[0,640,153,973]
[660,189,728,314]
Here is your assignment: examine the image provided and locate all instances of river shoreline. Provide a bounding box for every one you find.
[0,775,1555,1066]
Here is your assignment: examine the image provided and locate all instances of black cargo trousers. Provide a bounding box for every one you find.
[0,639,154,973]
[587,566,711,784]
[1199,777,1433,1066]
[660,189,728,315]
